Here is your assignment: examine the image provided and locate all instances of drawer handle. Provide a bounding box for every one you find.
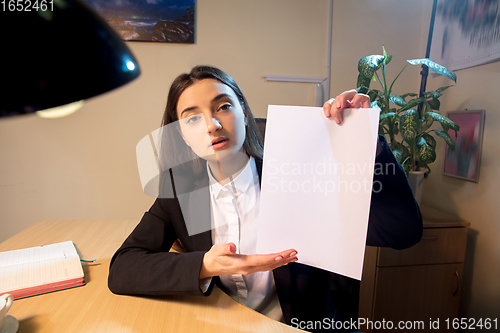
[421,236,439,241]
[453,271,460,296]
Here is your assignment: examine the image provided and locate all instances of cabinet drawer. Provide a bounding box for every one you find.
[370,263,463,332]
[377,227,468,266]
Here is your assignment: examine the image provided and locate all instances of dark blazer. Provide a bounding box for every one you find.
[108,135,422,331]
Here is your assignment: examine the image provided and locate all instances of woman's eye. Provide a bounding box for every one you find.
[218,104,231,112]
[186,115,202,124]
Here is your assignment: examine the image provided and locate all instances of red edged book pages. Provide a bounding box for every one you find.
[0,241,85,299]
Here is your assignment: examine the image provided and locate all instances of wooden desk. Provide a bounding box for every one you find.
[0,220,305,333]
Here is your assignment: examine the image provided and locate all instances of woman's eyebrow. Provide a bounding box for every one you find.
[211,93,232,103]
[179,106,198,118]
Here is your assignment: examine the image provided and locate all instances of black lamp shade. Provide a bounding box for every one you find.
[0,0,141,117]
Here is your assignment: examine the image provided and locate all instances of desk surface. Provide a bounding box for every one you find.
[0,220,305,333]
[420,205,471,228]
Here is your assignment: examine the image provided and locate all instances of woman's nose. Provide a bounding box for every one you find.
[206,116,222,133]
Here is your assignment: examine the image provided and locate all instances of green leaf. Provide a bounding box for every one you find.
[402,162,410,176]
[407,58,457,82]
[393,123,399,136]
[423,90,442,99]
[357,78,372,92]
[428,98,440,110]
[435,130,455,150]
[380,118,390,128]
[423,101,431,114]
[381,45,393,65]
[358,55,385,83]
[401,92,419,98]
[401,144,411,160]
[367,89,381,102]
[420,111,435,133]
[396,143,411,164]
[380,112,396,120]
[398,97,426,113]
[392,149,403,163]
[417,136,437,165]
[426,111,460,131]
[436,85,453,93]
[371,100,381,109]
[389,94,407,107]
[402,127,418,145]
[393,141,404,150]
[422,132,437,149]
[399,109,420,144]
[358,55,385,74]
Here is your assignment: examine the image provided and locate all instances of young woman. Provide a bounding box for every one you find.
[108,66,422,332]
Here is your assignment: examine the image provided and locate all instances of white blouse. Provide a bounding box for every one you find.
[207,156,283,322]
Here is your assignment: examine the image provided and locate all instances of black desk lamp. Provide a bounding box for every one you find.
[0,0,141,117]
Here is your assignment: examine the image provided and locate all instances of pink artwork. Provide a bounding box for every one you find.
[443,110,485,182]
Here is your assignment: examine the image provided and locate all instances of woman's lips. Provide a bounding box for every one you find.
[213,141,228,149]
[211,137,228,149]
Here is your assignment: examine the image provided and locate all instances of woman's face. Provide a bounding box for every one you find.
[176,79,247,163]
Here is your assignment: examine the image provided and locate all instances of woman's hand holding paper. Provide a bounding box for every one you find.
[323,89,371,124]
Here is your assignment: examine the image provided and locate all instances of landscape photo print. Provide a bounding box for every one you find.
[82,0,195,43]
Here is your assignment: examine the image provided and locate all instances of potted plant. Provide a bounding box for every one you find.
[356,46,459,202]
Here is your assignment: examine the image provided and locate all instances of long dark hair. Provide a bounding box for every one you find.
[158,66,263,179]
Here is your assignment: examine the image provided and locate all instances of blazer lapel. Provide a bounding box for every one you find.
[188,173,213,251]
[171,161,213,251]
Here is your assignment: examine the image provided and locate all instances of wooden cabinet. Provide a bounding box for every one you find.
[359,206,470,333]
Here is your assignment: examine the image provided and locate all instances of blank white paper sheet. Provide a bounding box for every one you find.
[256,105,380,280]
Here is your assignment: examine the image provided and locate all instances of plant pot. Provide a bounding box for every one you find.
[408,169,427,205]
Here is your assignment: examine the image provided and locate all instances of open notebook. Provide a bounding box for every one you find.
[0,241,85,299]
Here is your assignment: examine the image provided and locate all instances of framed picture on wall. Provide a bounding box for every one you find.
[429,0,500,71]
[82,0,195,43]
[443,110,485,183]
